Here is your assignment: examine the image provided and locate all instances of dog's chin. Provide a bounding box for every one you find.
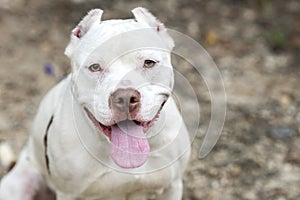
[83,107,162,169]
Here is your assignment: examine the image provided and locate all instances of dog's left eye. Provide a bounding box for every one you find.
[88,64,102,72]
[143,59,157,68]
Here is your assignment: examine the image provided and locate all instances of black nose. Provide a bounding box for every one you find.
[109,88,141,119]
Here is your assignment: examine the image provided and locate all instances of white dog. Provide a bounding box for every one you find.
[0,7,190,200]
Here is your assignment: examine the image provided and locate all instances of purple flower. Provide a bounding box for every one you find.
[44,64,55,76]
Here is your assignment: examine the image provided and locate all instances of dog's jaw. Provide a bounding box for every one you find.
[84,107,112,139]
[84,107,162,168]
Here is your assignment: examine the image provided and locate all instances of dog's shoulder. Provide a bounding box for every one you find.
[31,75,71,139]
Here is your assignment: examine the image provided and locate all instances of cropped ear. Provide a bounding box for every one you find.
[65,9,103,58]
[132,7,174,50]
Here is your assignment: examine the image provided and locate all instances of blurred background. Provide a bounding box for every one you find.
[0,0,299,199]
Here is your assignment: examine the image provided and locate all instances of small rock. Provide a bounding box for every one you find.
[243,190,257,200]
[192,190,204,200]
[205,30,218,46]
[230,166,242,176]
[285,150,300,165]
[0,142,16,168]
[242,9,256,21]
[187,21,200,38]
[279,93,292,108]
[266,126,297,140]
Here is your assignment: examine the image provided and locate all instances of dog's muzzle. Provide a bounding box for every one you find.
[84,88,167,169]
[109,88,141,122]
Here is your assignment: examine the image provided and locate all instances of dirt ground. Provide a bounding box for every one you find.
[0,0,300,199]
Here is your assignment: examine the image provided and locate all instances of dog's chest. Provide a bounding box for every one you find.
[81,167,174,199]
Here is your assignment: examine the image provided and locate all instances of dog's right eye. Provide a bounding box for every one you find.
[88,64,102,72]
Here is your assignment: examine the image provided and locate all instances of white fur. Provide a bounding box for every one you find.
[0,7,190,200]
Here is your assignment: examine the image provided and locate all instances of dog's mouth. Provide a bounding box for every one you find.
[84,106,162,169]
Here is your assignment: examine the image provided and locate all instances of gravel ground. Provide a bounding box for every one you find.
[0,0,299,199]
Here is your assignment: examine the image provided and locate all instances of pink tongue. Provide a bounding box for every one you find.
[110,120,150,168]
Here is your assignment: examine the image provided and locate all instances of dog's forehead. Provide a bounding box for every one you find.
[75,19,170,67]
[101,19,139,27]
[88,18,151,41]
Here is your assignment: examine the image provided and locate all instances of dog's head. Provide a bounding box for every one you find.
[65,7,175,169]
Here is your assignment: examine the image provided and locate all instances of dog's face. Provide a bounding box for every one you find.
[65,8,175,169]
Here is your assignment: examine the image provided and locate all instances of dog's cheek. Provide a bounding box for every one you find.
[92,79,114,120]
[138,90,161,121]
[71,71,99,105]
[148,66,174,90]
